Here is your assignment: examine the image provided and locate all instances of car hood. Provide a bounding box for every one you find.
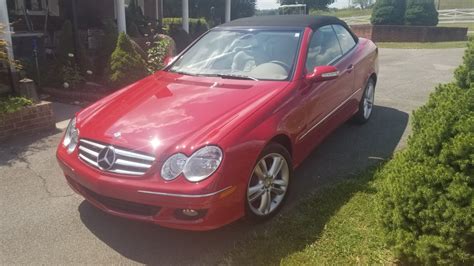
[77,71,289,158]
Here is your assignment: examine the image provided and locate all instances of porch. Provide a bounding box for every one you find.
[0,0,233,93]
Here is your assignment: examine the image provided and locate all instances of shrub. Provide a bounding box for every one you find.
[0,96,33,114]
[0,25,7,61]
[455,37,474,89]
[405,0,438,26]
[168,25,192,53]
[0,24,17,69]
[147,38,171,72]
[371,0,406,25]
[377,82,474,264]
[108,33,148,88]
[61,54,84,89]
[162,17,209,38]
[53,20,88,87]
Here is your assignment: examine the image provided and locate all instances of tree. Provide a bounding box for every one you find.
[109,33,148,88]
[371,0,406,25]
[278,0,335,10]
[353,0,374,9]
[405,0,438,26]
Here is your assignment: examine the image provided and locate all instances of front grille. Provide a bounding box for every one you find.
[79,183,161,216]
[78,138,155,176]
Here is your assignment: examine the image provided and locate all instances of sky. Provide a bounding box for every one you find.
[256,0,352,10]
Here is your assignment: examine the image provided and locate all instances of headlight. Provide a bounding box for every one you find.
[62,117,79,154]
[161,153,188,181]
[183,146,223,182]
[161,146,223,182]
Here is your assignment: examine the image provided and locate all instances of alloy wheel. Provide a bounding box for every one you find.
[247,153,289,216]
[363,81,375,119]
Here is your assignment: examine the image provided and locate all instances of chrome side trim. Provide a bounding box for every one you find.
[137,186,233,198]
[298,88,362,141]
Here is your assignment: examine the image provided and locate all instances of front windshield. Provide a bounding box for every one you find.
[169,29,302,81]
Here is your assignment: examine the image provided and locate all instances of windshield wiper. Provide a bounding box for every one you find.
[171,71,259,81]
[213,74,259,81]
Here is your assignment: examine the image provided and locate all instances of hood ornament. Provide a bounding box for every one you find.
[113,132,121,138]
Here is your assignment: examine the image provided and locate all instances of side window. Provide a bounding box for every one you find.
[332,25,357,54]
[305,25,343,73]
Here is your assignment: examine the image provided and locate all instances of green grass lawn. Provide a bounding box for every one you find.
[222,167,395,265]
[377,41,468,49]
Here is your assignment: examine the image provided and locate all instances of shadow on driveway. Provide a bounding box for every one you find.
[0,129,62,167]
[78,105,409,265]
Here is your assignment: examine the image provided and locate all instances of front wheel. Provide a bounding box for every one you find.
[245,143,292,222]
[353,78,375,124]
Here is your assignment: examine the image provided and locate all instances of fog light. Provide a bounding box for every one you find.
[182,209,198,217]
[174,209,207,220]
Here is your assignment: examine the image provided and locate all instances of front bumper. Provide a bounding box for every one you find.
[57,150,244,231]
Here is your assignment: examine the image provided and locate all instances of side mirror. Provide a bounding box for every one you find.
[305,66,339,82]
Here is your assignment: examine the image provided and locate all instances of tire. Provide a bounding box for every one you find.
[244,142,293,222]
[353,78,376,124]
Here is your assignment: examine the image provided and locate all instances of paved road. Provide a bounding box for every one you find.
[0,48,464,265]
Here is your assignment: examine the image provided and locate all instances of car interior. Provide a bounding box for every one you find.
[170,30,301,80]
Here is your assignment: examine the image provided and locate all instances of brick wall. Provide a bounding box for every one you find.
[0,102,56,141]
[351,25,468,42]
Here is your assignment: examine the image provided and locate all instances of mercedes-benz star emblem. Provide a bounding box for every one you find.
[97,146,116,170]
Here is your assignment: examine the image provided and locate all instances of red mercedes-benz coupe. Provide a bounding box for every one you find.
[57,15,378,231]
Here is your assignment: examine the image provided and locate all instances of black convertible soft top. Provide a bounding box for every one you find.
[220,15,345,30]
[218,15,358,40]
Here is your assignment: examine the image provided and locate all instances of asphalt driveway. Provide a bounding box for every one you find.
[0,48,464,265]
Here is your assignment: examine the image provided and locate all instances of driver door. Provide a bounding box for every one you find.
[297,25,353,153]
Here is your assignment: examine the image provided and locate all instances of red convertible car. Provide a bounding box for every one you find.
[57,15,378,231]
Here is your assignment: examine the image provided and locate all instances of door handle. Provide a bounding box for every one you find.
[347,64,354,73]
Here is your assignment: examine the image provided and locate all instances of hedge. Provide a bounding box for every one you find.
[377,39,474,264]
[405,0,439,26]
[371,0,406,25]
[455,37,474,89]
